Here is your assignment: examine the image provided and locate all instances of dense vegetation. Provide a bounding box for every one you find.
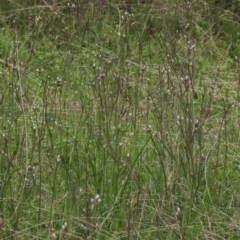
[1,0,240,239]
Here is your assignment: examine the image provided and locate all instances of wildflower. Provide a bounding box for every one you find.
[61,222,68,232]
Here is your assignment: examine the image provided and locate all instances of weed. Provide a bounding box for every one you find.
[1,0,240,239]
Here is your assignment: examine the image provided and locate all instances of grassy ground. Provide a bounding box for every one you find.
[1,0,240,239]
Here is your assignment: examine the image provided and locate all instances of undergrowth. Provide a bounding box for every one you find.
[1,0,240,239]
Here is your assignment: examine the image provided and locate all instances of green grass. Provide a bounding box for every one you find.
[1,0,240,239]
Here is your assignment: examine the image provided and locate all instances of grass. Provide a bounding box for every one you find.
[1,0,240,239]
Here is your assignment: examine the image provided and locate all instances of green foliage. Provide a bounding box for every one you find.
[1,0,240,239]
